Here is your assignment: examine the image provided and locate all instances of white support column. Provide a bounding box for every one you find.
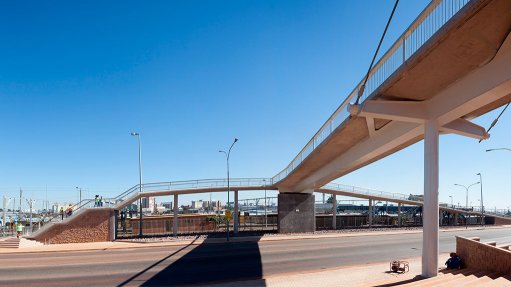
[368,199,373,227]
[332,194,337,230]
[398,203,402,228]
[422,120,440,278]
[173,194,178,236]
[234,190,239,234]
[454,213,459,226]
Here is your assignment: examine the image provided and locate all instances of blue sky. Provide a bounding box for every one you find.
[1,1,509,210]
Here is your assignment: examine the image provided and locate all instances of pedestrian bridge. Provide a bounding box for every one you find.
[28,0,511,278]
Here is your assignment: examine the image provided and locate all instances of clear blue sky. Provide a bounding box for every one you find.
[1,1,509,210]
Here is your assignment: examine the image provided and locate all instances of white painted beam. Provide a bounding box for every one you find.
[440,118,489,140]
[349,100,427,123]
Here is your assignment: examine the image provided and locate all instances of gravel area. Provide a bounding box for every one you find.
[118,225,485,243]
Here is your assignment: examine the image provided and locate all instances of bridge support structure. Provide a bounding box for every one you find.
[368,199,373,227]
[398,203,402,228]
[234,190,239,234]
[423,120,440,277]
[173,194,178,236]
[277,193,315,233]
[332,194,337,230]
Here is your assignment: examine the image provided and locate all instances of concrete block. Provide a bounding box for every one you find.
[278,193,315,233]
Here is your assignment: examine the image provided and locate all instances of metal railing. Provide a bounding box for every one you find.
[112,178,273,207]
[271,0,471,184]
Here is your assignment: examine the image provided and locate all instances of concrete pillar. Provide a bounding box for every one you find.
[173,194,178,236]
[234,190,239,234]
[398,203,402,228]
[332,194,337,230]
[278,193,315,233]
[368,199,373,227]
[454,213,459,225]
[109,209,116,241]
[422,120,439,278]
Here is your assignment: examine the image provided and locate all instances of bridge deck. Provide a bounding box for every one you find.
[276,0,511,190]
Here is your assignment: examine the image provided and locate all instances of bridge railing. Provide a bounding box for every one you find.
[112,178,274,208]
[272,0,471,184]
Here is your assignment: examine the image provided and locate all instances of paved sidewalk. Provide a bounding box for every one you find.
[0,225,508,254]
[204,254,450,287]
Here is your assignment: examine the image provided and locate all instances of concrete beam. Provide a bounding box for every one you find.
[349,100,427,124]
[294,121,422,191]
[440,118,489,140]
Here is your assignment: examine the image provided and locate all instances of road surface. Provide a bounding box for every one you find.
[0,228,509,287]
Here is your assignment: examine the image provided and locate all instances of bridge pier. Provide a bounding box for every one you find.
[368,200,373,227]
[332,194,337,230]
[454,213,459,226]
[173,194,178,236]
[398,203,402,228]
[234,190,239,234]
[422,120,439,278]
[278,193,315,233]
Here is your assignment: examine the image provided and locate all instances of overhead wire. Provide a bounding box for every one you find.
[479,102,510,143]
[355,0,400,105]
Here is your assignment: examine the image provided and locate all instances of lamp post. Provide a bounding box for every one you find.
[131,132,143,238]
[454,182,480,208]
[476,173,484,225]
[486,148,511,152]
[219,138,238,241]
[449,195,453,207]
[75,187,82,204]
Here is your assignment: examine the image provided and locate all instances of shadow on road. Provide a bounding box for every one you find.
[117,234,265,287]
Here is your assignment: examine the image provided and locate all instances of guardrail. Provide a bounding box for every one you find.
[271,0,471,184]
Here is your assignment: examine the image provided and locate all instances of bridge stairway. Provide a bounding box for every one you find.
[0,237,20,248]
[398,269,511,287]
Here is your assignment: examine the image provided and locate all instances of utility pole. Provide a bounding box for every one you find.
[2,196,9,231]
[19,189,22,221]
[26,198,34,228]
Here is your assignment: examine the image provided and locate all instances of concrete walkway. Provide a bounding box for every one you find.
[204,255,449,287]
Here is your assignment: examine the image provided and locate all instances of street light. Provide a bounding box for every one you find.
[454,182,480,208]
[131,132,143,238]
[486,148,511,152]
[75,187,82,204]
[449,195,453,207]
[476,173,484,225]
[219,138,238,241]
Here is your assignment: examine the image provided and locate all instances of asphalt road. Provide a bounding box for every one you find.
[0,228,509,287]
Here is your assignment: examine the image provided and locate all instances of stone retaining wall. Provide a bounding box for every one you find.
[29,208,115,244]
[456,236,511,274]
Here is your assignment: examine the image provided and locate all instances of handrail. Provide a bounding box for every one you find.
[271,0,471,184]
[112,178,274,207]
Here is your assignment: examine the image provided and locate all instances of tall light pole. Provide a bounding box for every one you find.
[131,132,143,238]
[219,138,238,241]
[449,195,453,207]
[75,187,82,204]
[454,182,480,208]
[476,173,484,225]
